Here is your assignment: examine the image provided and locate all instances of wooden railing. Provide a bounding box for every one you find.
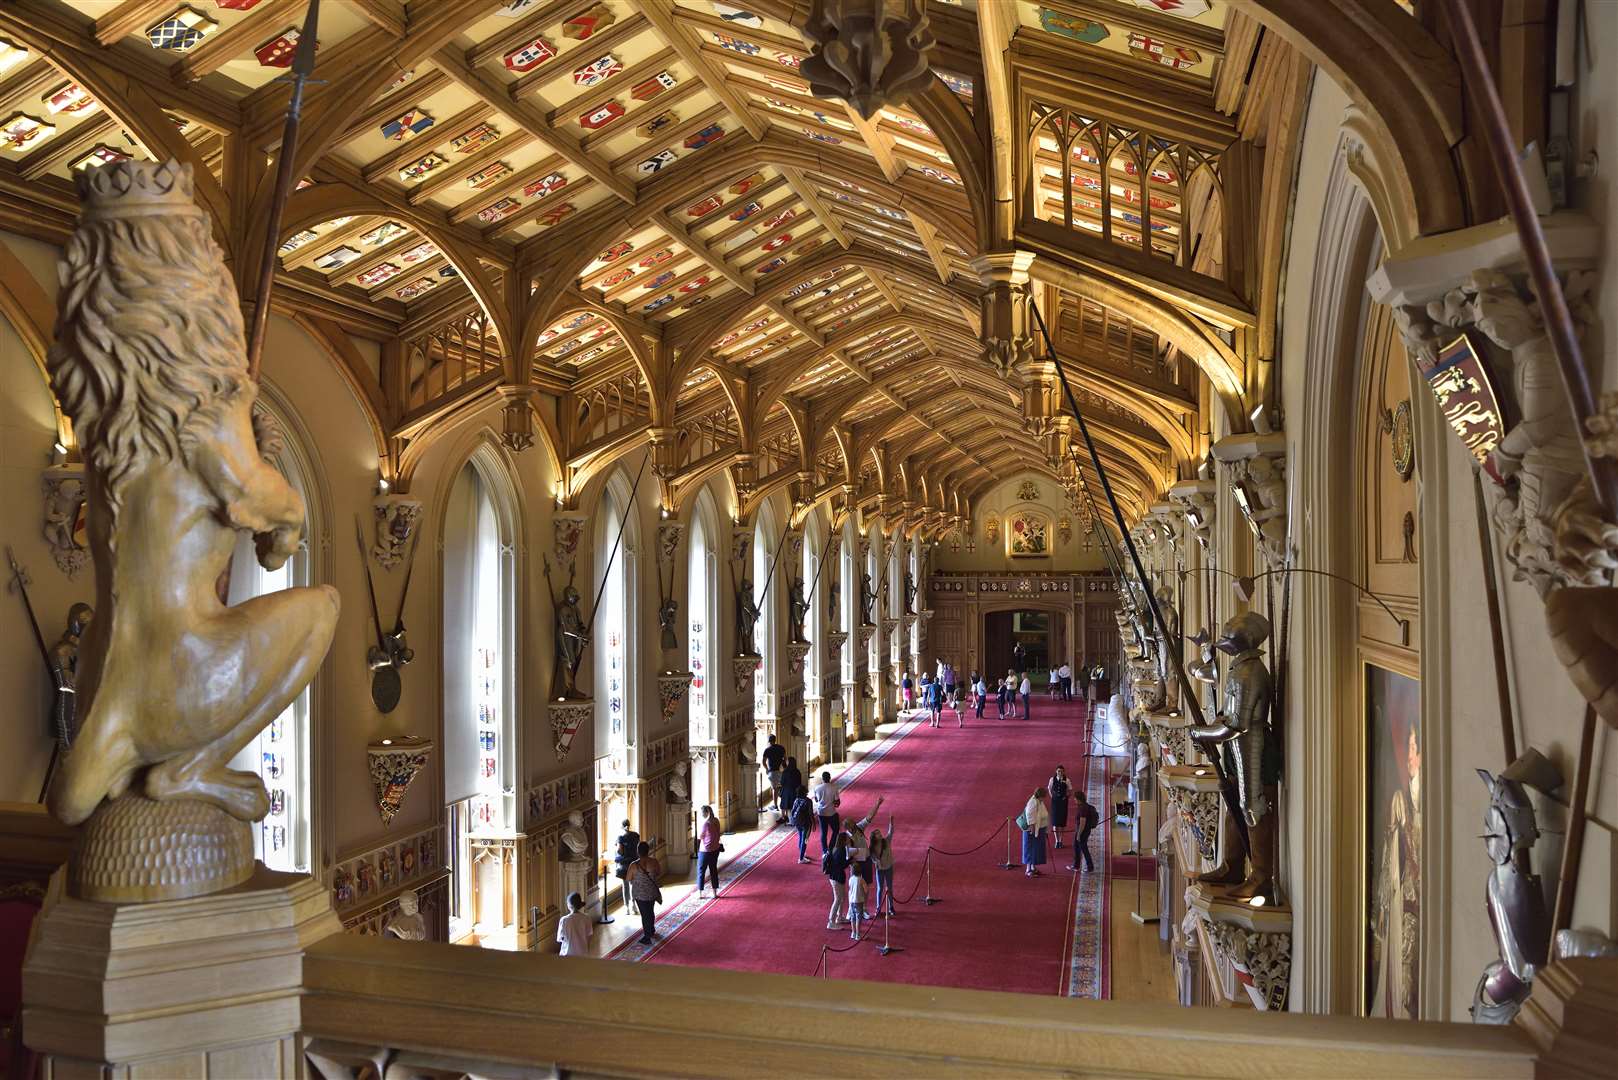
[299,934,1552,1080]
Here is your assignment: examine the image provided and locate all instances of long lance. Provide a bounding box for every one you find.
[579,452,650,670]
[756,517,793,602]
[245,0,322,382]
[1029,299,1251,864]
[5,546,51,676]
[354,518,387,652]
[802,510,849,606]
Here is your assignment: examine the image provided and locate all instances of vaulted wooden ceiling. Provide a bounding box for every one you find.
[0,0,1303,524]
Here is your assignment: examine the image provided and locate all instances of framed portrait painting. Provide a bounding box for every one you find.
[1364,662,1421,1020]
[1007,511,1048,557]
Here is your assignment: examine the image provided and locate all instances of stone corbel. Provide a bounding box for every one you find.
[731,655,758,697]
[1212,432,1288,567]
[1159,763,1221,866]
[1169,479,1217,553]
[785,641,812,676]
[856,623,876,652]
[731,453,758,512]
[367,735,433,827]
[1188,884,1293,1012]
[551,512,588,586]
[371,495,423,571]
[41,463,88,578]
[497,385,538,453]
[657,671,694,725]
[548,700,592,761]
[970,251,1037,378]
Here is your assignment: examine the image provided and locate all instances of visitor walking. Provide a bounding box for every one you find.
[1048,765,1071,850]
[972,672,987,720]
[556,892,592,956]
[823,830,851,929]
[1019,672,1033,720]
[614,819,640,914]
[925,675,943,728]
[1048,668,1062,699]
[779,756,803,815]
[869,817,897,916]
[901,670,914,712]
[943,661,955,704]
[1069,792,1101,873]
[1059,662,1073,702]
[1020,787,1050,877]
[627,841,662,944]
[812,770,841,852]
[762,734,786,814]
[695,804,723,898]
[789,788,815,863]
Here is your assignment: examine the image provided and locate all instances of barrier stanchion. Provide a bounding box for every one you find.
[877,907,901,956]
[1000,816,1015,870]
[923,849,937,905]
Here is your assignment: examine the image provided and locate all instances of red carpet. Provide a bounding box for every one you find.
[609,699,1114,997]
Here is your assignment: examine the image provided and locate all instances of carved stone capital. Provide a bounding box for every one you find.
[548,700,593,761]
[785,641,812,676]
[1160,763,1221,866]
[1189,884,1292,1012]
[1168,479,1217,553]
[497,385,538,453]
[1212,432,1289,567]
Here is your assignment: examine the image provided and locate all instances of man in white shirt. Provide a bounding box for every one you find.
[812,770,841,853]
[556,892,592,956]
[1019,673,1033,719]
[1058,662,1072,702]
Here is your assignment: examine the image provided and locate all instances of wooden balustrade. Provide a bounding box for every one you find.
[299,933,1550,1079]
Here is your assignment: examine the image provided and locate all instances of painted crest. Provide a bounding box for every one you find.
[399,153,446,181]
[71,145,130,171]
[540,202,577,226]
[729,201,762,222]
[761,233,791,252]
[643,270,675,290]
[772,51,801,69]
[1128,31,1202,69]
[804,129,840,145]
[685,194,723,217]
[712,4,763,28]
[357,262,404,288]
[683,124,724,150]
[632,71,677,100]
[524,171,569,198]
[573,53,623,87]
[398,241,438,264]
[938,71,973,99]
[394,276,439,301]
[758,207,794,231]
[466,162,511,189]
[580,100,625,130]
[644,294,675,313]
[636,111,677,138]
[1037,8,1109,44]
[145,6,217,51]
[563,3,616,39]
[216,0,262,7]
[0,40,30,74]
[504,36,557,73]
[1,113,55,152]
[599,268,634,289]
[360,221,408,246]
[452,122,501,153]
[279,228,318,254]
[314,246,361,271]
[43,83,97,117]
[680,276,709,293]
[496,0,541,15]
[254,27,305,67]
[381,109,434,141]
[597,240,634,261]
[637,148,677,173]
[728,171,764,195]
[477,198,523,224]
[709,32,759,55]
[638,249,674,269]
[756,257,786,274]
[1129,0,1212,16]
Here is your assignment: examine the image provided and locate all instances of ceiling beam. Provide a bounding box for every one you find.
[632,0,768,142]
[907,212,951,286]
[780,166,849,249]
[172,0,307,86]
[94,0,172,46]
[651,210,753,295]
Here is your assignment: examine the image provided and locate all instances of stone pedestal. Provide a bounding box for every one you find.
[558,857,592,918]
[24,868,341,1078]
[664,797,693,875]
[1187,883,1293,1011]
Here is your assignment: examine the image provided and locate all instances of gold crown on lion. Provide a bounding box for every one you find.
[75,158,199,219]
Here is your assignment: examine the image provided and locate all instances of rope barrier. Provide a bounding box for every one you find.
[925,816,1011,859]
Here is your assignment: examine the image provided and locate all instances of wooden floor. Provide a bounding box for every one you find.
[1107,875,1178,1003]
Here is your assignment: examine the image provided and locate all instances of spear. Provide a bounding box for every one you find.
[245,0,322,382]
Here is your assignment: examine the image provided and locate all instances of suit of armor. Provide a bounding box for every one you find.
[1191,612,1275,899]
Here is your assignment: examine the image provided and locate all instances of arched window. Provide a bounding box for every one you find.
[803,515,821,702]
[752,508,775,714]
[443,452,515,939]
[840,522,855,683]
[688,505,715,739]
[594,478,637,770]
[227,397,320,874]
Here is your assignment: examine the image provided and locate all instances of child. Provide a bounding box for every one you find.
[789,788,815,863]
[847,859,869,941]
[901,671,914,712]
[556,892,592,957]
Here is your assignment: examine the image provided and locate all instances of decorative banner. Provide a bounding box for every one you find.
[564,3,616,39]
[43,83,96,116]
[760,233,791,252]
[710,31,760,56]
[1037,8,1109,43]
[395,276,439,300]
[1425,333,1506,479]
[730,201,761,222]
[636,110,677,138]
[712,3,764,28]
[540,202,576,226]
[1128,31,1203,69]
[599,268,634,289]
[728,171,764,195]
[680,276,709,293]
[638,248,673,268]
[360,220,408,246]
[313,245,361,270]
[399,153,446,182]
[633,71,678,100]
[504,36,556,73]
[686,194,723,217]
[254,27,305,67]
[452,122,500,154]
[367,735,434,827]
[381,109,434,141]
[466,161,511,189]
[643,270,675,290]
[357,262,403,287]
[638,148,677,174]
[522,173,567,200]
[70,144,130,171]
[597,240,633,261]
[279,228,318,254]
[0,112,54,152]
[683,124,724,150]
[579,100,624,130]
[573,53,623,87]
[146,6,217,51]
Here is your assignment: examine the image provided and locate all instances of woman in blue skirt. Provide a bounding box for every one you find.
[1021,787,1050,877]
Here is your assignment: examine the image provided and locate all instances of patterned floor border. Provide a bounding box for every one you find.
[1063,737,1113,998]
[608,716,924,963]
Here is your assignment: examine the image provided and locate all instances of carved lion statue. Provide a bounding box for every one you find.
[46,161,339,831]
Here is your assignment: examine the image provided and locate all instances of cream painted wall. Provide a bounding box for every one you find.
[934,470,1109,573]
[1279,53,1617,1022]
